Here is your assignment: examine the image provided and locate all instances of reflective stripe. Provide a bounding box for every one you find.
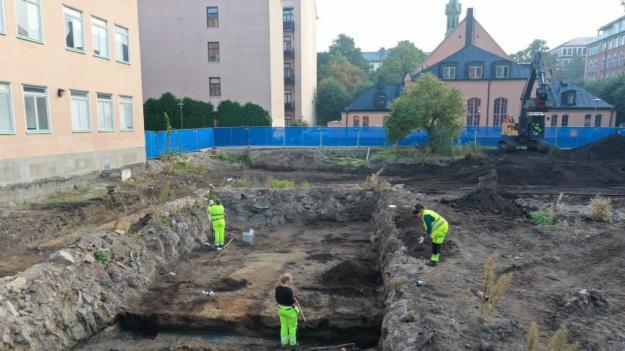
[422,209,446,233]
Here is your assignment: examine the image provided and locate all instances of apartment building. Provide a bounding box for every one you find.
[550,37,591,70]
[585,15,625,80]
[138,0,317,127]
[0,0,145,186]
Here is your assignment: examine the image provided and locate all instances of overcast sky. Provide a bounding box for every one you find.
[316,0,623,54]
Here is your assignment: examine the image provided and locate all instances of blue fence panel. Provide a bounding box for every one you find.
[355,127,390,147]
[398,131,429,146]
[283,127,318,147]
[145,131,158,158]
[197,128,214,149]
[249,127,282,146]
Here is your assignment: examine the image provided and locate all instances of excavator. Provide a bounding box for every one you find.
[498,52,551,153]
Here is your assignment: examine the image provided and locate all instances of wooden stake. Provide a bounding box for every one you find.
[212,238,234,261]
[295,298,308,325]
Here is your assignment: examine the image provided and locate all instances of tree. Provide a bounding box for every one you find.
[385,73,465,151]
[316,77,351,125]
[553,56,585,83]
[327,54,369,94]
[582,75,625,126]
[376,41,426,82]
[181,97,216,129]
[216,100,271,127]
[329,34,371,73]
[510,39,551,64]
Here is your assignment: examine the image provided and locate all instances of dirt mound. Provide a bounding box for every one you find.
[210,278,249,292]
[452,189,525,216]
[306,253,336,263]
[564,135,625,161]
[322,260,380,287]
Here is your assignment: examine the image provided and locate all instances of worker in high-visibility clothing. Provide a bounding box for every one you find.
[275,273,300,350]
[207,199,226,250]
[413,204,449,267]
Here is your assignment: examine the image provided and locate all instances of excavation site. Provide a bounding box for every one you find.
[2,137,625,351]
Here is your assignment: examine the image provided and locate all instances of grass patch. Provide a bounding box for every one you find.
[212,152,256,166]
[479,255,513,322]
[48,187,107,205]
[231,176,254,188]
[530,209,553,226]
[322,152,369,168]
[372,145,483,162]
[94,250,110,265]
[526,323,580,351]
[590,196,613,223]
[299,180,312,189]
[159,182,172,205]
[267,177,296,189]
[362,169,391,192]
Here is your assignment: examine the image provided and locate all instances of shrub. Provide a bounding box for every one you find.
[479,255,513,321]
[159,183,172,205]
[590,196,613,223]
[268,178,295,189]
[530,209,553,226]
[232,176,254,188]
[545,325,580,351]
[95,250,110,265]
[299,180,312,189]
[362,169,391,192]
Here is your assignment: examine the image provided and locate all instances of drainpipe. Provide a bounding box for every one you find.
[486,80,492,127]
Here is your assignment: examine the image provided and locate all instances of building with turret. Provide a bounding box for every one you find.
[446,0,462,38]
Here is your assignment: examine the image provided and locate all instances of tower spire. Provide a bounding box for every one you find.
[445,0,462,37]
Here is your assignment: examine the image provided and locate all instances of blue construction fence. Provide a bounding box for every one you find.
[145,126,625,159]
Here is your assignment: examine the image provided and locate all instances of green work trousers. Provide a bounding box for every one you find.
[212,219,225,246]
[279,306,298,346]
[431,221,448,263]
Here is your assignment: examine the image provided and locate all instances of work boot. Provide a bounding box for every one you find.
[217,246,223,251]
[425,260,438,267]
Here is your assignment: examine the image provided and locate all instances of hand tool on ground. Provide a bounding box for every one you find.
[295,298,308,326]
[213,238,234,261]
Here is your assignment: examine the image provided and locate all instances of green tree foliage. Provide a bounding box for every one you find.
[553,56,586,83]
[329,34,371,73]
[581,75,625,126]
[385,73,465,151]
[376,41,426,82]
[510,39,551,64]
[143,93,270,130]
[316,77,352,125]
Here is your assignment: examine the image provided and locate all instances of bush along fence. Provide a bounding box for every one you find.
[145,126,625,159]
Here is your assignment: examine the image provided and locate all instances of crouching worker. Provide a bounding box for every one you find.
[275,273,299,350]
[413,204,449,267]
[207,199,226,250]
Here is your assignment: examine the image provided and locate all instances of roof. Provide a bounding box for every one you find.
[599,14,625,31]
[343,83,402,112]
[551,37,593,50]
[413,45,531,80]
[362,49,388,63]
[549,80,614,110]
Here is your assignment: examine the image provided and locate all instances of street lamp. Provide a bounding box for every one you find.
[177,102,184,130]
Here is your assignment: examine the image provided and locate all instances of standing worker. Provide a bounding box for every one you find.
[414,204,449,267]
[275,273,300,350]
[207,199,226,251]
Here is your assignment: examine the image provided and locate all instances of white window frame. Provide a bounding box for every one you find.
[0,82,15,134]
[119,96,134,131]
[92,16,109,59]
[495,65,510,79]
[15,0,43,43]
[0,0,6,35]
[468,66,483,79]
[63,6,85,52]
[115,25,130,64]
[22,85,51,133]
[70,90,91,132]
[442,66,456,80]
[97,93,115,132]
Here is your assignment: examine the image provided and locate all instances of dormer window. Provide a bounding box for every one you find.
[442,66,456,80]
[562,90,576,105]
[495,65,510,79]
[468,65,483,79]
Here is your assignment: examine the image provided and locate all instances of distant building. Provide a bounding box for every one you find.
[585,15,625,80]
[445,0,462,38]
[138,0,317,127]
[550,38,591,70]
[363,49,388,71]
[331,8,614,129]
[0,0,146,186]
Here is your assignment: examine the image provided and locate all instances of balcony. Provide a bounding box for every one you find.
[284,73,295,85]
[285,102,295,111]
[283,20,295,31]
[284,48,295,60]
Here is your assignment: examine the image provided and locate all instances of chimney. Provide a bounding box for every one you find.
[465,8,474,47]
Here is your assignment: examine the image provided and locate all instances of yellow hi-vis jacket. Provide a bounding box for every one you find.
[422,209,448,244]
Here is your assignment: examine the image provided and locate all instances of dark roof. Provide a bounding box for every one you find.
[343,83,402,112]
[549,80,614,110]
[413,45,531,80]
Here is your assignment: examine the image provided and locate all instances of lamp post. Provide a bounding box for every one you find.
[177,102,184,130]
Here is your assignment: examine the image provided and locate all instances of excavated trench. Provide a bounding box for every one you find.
[75,188,384,350]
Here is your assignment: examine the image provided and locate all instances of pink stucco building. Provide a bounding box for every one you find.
[331,8,615,129]
[0,0,145,187]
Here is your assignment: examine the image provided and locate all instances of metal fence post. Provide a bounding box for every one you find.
[319,127,323,148]
[195,129,199,150]
[357,128,361,148]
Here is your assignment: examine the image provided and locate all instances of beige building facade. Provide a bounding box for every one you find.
[0,0,145,186]
[138,0,317,127]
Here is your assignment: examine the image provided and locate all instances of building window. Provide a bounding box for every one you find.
[562,114,569,127]
[70,91,91,132]
[16,0,43,42]
[209,77,221,97]
[284,89,292,103]
[284,36,292,50]
[493,97,508,126]
[442,66,456,80]
[97,93,114,131]
[551,114,558,127]
[353,116,360,127]
[115,25,130,63]
[208,42,220,62]
[564,91,576,105]
[207,7,219,27]
[64,7,84,51]
[0,83,14,133]
[467,98,481,126]
[595,114,602,127]
[0,0,5,34]
[363,116,370,127]
[584,114,591,127]
[23,85,50,132]
[283,7,294,23]
[120,96,134,130]
[92,17,108,58]
[495,65,510,79]
[468,66,483,79]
